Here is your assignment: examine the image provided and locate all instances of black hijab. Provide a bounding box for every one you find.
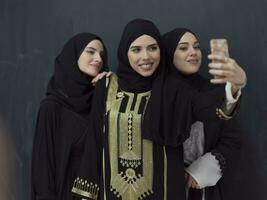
[116,19,164,93]
[162,28,207,90]
[46,33,108,119]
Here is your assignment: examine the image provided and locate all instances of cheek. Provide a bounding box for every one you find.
[151,51,160,65]
[78,54,87,66]
[173,54,184,70]
[77,57,84,69]
[198,51,202,60]
[128,53,138,66]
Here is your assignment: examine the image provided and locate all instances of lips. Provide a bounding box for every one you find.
[138,62,154,69]
[89,63,101,68]
[187,59,199,64]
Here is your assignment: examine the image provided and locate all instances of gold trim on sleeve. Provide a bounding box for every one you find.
[216,108,232,120]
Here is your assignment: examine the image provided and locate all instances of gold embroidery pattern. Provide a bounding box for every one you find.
[119,113,142,169]
[128,113,133,151]
[110,170,153,199]
[107,74,153,200]
[72,177,99,200]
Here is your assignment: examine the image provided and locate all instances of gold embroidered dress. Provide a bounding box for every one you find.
[72,75,186,200]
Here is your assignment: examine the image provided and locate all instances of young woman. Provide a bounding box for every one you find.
[31,33,108,200]
[162,28,244,200]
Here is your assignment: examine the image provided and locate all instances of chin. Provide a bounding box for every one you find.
[139,69,156,77]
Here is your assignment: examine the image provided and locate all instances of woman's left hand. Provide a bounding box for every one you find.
[185,172,200,189]
[208,54,247,93]
[91,71,113,86]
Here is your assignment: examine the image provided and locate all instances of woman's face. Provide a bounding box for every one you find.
[127,34,160,77]
[77,39,104,77]
[173,32,202,74]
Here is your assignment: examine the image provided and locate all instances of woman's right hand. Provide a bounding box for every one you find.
[91,71,113,86]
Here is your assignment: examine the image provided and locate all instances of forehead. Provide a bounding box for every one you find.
[130,34,157,46]
[85,39,104,51]
[179,32,198,43]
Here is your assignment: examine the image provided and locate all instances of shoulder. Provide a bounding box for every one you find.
[37,96,63,119]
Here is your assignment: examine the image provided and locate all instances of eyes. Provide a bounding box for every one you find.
[177,44,200,51]
[130,44,159,53]
[84,48,104,58]
[85,49,96,55]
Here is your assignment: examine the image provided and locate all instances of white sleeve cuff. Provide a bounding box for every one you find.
[185,152,222,189]
[225,82,242,103]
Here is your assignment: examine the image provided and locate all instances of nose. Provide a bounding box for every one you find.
[141,50,150,60]
[189,46,197,56]
[94,52,102,63]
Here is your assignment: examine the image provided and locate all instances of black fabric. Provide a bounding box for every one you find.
[47,33,108,119]
[203,116,242,200]
[31,33,108,200]
[143,29,199,147]
[31,98,88,200]
[116,19,163,93]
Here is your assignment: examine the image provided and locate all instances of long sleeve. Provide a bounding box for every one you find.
[193,83,242,122]
[31,101,60,200]
[210,116,242,172]
[185,117,242,189]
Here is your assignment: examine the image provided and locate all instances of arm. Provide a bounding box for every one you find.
[185,117,242,189]
[208,54,247,119]
[31,102,59,200]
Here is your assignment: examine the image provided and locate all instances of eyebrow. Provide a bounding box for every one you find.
[129,43,158,49]
[178,41,199,45]
[85,47,104,52]
[85,47,97,51]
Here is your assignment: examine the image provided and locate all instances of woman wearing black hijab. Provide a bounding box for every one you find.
[31,33,108,200]
[162,28,244,200]
[72,19,190,200]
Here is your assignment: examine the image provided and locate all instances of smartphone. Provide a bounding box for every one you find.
[210,39,230,79]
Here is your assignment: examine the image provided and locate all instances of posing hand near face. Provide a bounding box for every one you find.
[91,71,113,86]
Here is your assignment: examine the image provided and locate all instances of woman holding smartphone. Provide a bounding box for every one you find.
[162,28,245,200]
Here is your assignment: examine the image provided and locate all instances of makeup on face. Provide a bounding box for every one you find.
[127,34,160,77]
[78,39,104,77]
[173,32,202,74]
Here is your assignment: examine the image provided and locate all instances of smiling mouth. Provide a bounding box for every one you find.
[138,63,154,69]
[90,63,101,68]
[187,59,198,64]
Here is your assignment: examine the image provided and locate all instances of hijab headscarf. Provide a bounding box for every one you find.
[162,28,207,89]
[143,28,201,147]
[46,33,108,119]
[116,19,164,93]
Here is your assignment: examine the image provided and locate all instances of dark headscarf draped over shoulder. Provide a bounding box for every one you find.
[116,19,164,93]
[46,33,108,119]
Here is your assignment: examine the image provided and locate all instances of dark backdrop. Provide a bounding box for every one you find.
[1,0,266,199]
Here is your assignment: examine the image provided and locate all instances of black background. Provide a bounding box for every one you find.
[1,0,266,199]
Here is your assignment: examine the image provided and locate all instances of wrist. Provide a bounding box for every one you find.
[231,84,240,96]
